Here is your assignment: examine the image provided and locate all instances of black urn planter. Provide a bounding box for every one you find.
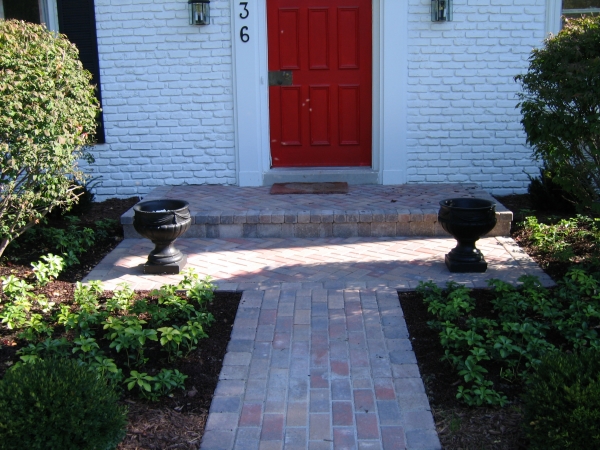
[438,198,497,273]
[133,199,191,274]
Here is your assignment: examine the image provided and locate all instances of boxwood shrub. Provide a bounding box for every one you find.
[0,358,127,450]
[523,349,600,450]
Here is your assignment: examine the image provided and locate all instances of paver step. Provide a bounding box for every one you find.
[121,184,512,239]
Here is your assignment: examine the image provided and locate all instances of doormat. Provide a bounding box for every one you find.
[270,182,349,195]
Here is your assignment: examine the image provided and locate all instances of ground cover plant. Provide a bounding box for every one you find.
[0,198,241,449]
[418,271,600,407]
[1,257,216,398]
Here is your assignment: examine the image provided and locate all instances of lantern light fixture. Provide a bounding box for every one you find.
[431,0,452,22]
[189,0,210,25]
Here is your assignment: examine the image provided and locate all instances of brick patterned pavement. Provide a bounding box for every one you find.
[82,233,553,449]
[84,236,553,291]
[122,183,509,215]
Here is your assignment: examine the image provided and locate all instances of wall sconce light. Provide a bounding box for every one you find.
[189,0,210,25]
[431,0,452,22]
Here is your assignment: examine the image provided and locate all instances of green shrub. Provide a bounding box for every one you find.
[0,358,127,450]
[0,20,100,258]
[523,349,600,450]
[516,16,600,213]
[527,167,576,213]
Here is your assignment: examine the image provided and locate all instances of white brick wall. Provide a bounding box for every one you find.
[91,0,235,198]
[89,0,544,198]
[405,0,545,195]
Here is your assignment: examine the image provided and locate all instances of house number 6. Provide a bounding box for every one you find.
[239,2,250,42]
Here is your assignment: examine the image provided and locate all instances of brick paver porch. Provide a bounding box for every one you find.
[84,184,552,449]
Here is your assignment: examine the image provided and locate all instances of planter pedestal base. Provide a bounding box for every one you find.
[444,254,487,273]
[143,255,187,274]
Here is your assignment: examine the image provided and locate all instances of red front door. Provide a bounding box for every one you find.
[268,0,372,167]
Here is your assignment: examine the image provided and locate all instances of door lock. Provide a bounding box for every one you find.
[268,71,293,86]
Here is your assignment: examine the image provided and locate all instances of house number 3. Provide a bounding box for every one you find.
[239,2,250,42]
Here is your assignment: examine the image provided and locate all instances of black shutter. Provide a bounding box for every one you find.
[56,0,105,143]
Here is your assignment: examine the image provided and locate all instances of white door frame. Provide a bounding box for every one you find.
[231,0,407,186]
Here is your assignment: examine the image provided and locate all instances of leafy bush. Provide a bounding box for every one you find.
[8,216,99,266]
[523,349,600,450]
[516,16,600,213]
[0,358,127,450]
[47,176,101,218]
[0,20,100,258]
[527,167,576,213]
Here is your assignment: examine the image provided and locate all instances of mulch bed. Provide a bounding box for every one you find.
[495,193,594,280]
[117,291,241,450]
[399,290,529,450]
[0,198,242,449]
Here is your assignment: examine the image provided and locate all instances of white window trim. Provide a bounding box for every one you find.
[563,8,600,13]
[40,0,59,32]
[0,0,58,31]
[546,1,600,36]
[546,0,562,35]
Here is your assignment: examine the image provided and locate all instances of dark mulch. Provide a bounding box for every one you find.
[2,197,140,283]
[56,197,140,282]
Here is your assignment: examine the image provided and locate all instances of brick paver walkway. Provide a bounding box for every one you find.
[82,185,553,449]
[84,237,552,450]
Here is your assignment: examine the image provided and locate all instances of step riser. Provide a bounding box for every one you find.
[124,219,510,239]
[263,169,379,185]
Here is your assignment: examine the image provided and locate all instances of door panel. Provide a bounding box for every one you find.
[278,9,301,69]
[339,85,360,145]
[280,87,303,145]
[337,7,359,69]
[268,0,372,167]
[309,85,331,145]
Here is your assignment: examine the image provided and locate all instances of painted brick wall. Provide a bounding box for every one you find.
[89,0,545,199]
[91,0,235,198]
[405,0,545,195]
